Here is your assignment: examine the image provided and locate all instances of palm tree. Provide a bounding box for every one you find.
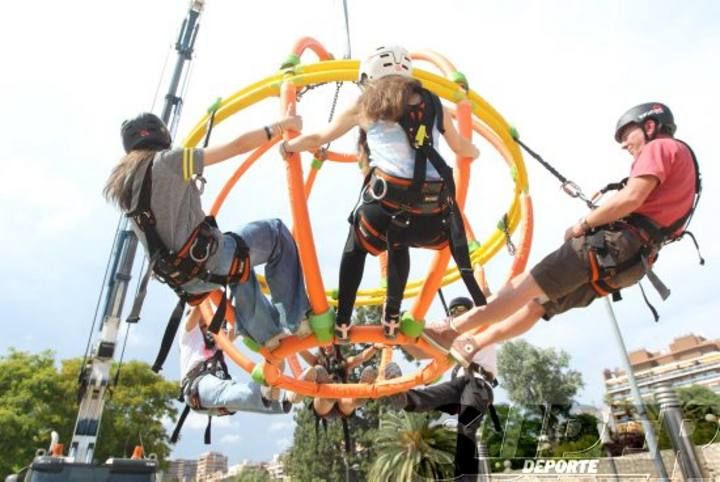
[368,411,455,482]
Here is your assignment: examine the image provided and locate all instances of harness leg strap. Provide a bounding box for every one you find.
[152,298,186,373]
[170,404,191,444]
[641,255,671,300]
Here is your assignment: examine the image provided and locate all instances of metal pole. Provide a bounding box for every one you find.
[477,441,491,481]
[655,383,705,480]
[604,298,669,481]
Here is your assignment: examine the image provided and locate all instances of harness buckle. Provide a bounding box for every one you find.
[369,176,388,201]
[561,180,583,198]
[189,238,211,263]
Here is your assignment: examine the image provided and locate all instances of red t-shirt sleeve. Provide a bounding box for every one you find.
[630,141,669,185]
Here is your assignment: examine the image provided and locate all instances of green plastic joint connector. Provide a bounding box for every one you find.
[251,364,266,385]
[510,165,519,182]
[242,337,261,353]
[509,125,520,141]
[280,54,301,70]
[207,97,222,115]
[379,277,388,289]
[311,158,324,170]
[400,312,425,338]
[450,71,469,91]
[497,216,509,231]
[468,240,482,254]
[309,308,336,343]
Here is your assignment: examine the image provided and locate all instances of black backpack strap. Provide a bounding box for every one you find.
[170,404,191,444]
[152,298,186,373]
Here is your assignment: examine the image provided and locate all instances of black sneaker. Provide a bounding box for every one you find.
[382,314,401,339]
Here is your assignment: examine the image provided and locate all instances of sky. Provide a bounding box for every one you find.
[2,0,720,468]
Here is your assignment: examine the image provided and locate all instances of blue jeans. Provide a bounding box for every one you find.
[183,218,310,345]
[196,375,285,414]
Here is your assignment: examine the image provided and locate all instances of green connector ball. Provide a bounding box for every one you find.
[280,54,301,70]
[401,312,425,338]
[243,337,261,353]
[207,97,222,114]
[251,364,266,385]
[329,289,339,300]
[311,158,324,170]
[450,71,469,90]
[468,240,482,253]
[509,125,520,141]
[309,309,335,343]
[380,278,388,289]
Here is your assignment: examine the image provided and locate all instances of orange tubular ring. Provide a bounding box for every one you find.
[182,39,532,400]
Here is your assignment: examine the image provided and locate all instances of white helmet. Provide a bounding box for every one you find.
[358,45,413,83]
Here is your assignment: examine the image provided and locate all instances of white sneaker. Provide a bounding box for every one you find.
[261,385,282,402]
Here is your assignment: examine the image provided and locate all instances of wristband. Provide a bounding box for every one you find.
[263,125,272,140]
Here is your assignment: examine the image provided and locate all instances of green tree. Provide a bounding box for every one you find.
[498,340,584,413]
[231,465,271,482]
[368,411,455,481]
[0,350,75,476]
[0,350,178,477]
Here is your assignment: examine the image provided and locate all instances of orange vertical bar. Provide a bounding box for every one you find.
[280,80,329,315]
[408,100,473,320]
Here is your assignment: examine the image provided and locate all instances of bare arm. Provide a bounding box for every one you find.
[345,346,378,370]
[184,307,201,332]
[566,175,659,239]
[203,115,302,166]
[299,350,319,366]
[441,107,479,159]
[283,102,360,154]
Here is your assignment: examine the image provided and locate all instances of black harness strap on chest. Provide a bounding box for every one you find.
[397,87,487,308]
[125,158,251,374]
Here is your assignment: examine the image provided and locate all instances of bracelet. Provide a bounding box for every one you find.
[263,125,272,140]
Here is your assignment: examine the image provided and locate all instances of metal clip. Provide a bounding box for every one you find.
[369,176,388,201]
[189,239,210,263]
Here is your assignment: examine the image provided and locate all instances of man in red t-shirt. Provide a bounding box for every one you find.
[422,103,698,366]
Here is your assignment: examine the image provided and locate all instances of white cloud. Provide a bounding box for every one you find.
[220,434,242,445]
[183,412,235,430]
[269,420,294,433]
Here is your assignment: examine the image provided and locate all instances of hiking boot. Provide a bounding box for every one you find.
[420,318,459,355]
[450,335,481,368]
[383,362,407,410]
[335,321,353,344]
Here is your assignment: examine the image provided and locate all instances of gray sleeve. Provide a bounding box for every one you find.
[156,148,205,182]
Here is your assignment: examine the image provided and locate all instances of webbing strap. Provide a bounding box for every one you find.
[152,298,186,373]
[125,258,156,324]
[206,290,228,335]
[170,404,191,444]
[204,416,212,444]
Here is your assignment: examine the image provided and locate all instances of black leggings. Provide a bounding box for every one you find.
[336,201,448,324]
[336,230,410,323]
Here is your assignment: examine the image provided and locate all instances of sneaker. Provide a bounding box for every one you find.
[261,384,282,402]
[359,366,378,384]
[383,362,407,410]
[315,365,331,384]
[382,314,401,339]
[287,366,317,404]
[293,318,312,339]
[263,331,291,351]
[420,318,458,355]
[335,321,353,344]
[450,335,480,368]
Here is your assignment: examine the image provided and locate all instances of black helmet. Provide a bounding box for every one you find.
[448,296,473,313]
[614,102,676,143]
[121,113,172,153]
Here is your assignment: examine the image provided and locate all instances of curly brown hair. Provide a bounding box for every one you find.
[358,75,421,124]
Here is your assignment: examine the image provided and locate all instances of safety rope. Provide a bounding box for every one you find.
[513,133,596,209]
